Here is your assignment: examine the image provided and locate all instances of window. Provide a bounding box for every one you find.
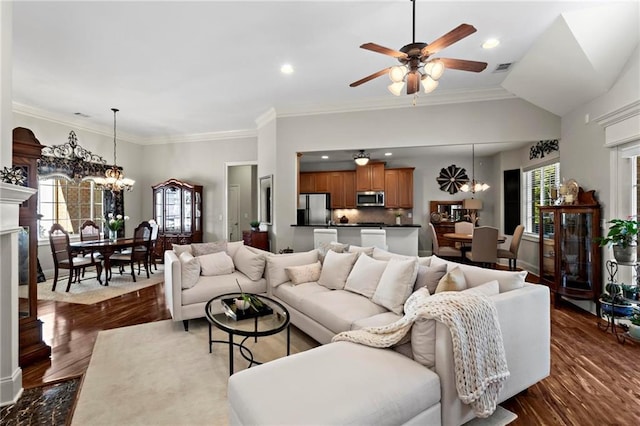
[523,162,560,234]
[38,178,104,239]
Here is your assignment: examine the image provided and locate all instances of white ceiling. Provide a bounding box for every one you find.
[11,1,639,144]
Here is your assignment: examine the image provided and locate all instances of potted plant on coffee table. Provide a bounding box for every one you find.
[595,217,640,264]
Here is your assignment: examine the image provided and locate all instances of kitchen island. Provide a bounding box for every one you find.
[291,224,420,256]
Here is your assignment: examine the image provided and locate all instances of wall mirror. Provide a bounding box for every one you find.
[259,174,273,225]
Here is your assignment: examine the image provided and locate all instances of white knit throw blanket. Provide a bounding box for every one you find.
[332,288,510,417]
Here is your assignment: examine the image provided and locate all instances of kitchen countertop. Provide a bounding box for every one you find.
[291,223,421,228]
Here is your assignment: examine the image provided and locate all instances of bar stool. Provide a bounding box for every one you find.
[314,229,338,249]
[361,229,387,250]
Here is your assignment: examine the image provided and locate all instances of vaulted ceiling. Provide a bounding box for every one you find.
[11,1,639,144]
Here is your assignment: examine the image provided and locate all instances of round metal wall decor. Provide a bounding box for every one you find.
[436,164,469,194]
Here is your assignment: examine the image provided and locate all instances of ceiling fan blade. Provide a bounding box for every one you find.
[349,67,392,87]
[421,24,477,57]
[439,58,488,72]
[360,43,408,59]
[406,72,420,95]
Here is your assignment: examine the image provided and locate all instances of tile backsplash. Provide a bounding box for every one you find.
[332,207,413,225]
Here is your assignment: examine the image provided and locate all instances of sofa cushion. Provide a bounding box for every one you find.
[273,281,330,312]
[172,244,192,256]
[372,258,419,315]
[198,251,235,276]
[226,240,244,258]
[431,255,527,293]
[464,280,500,296]
[233,245,267,281]
[435,266,467,293]
[414,263,448,294]
[179,252,200,289]
[351,311,401,330]
[267,250,319,288]
[227,341,441,426]
[344,254,388,298]
[347,245,375,256]
[300,290,388,334]
[418,256,432,266]
[317,250,358,290]
[372,247,415,261]
[317,241,350,263]
[285,261,322,285]
[182,271,266,305]
[192,241,227,257]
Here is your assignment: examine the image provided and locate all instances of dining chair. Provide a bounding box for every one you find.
[314,229,338,249]
[454,221,474,235]
[428,223,461,259]
[79,219,103,278]
[109,221,152,282]
[497,224,525,270]
[464,226,499,268]
[49,223,103,291]
[360,229,387,250]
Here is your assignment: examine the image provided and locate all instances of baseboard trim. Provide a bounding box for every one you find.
[0,367,23,407]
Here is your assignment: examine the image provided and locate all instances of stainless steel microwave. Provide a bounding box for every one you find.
[356,191,385,207]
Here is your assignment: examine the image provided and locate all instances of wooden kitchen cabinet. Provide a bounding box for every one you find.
[329,172,345,209]
[344,171,356,208]
[299,172,330,193]
[385,168,414,208]
[301,171,356,209]
[356,162,385,192]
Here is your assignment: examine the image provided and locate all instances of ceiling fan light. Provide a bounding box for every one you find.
[425,60,445,80]
[460,183,470,192]
[388,81,405,96]
[481,183,490,191]
[389,65,407,83]
[421,75,439,94]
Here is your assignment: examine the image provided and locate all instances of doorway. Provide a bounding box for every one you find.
[226,163,258,242]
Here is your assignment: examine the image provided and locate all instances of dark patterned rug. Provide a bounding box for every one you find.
[0,376,81,426]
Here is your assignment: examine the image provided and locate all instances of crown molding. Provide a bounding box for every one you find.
[594,100,640,128]
[140,129,257,146]
[255,108,277,129]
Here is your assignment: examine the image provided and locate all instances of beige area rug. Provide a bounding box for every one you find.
[19,264,164,305]
[72,319,517,426]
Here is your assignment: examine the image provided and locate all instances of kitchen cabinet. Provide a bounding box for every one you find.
[344,171,356,208]
[301,171,356,209]
[385,168,414,208]
[539,192,601,309]
[299,172,330,193]
[329,172,345,209]
[356,162,385,192]
[152,178,203,260]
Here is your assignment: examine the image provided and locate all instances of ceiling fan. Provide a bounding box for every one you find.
[350,0,488,96]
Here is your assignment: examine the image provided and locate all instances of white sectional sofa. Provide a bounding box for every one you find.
[227,247,551,426]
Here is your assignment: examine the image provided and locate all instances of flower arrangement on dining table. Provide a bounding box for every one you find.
[106,212,129,232]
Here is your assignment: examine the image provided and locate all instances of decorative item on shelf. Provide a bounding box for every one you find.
[106,212,129,241]
[560,178,579,205]
[0,166,26,185]
[529,139,559,160]
[339,215,349,224]
[462,198,482,226]
[460,144,489,193]
[436,164,468,194]
[395,212,402,225]
[353,150,370,166]
[595,217,639,265]
[430,212,441,223]
[250,220,260,231]
[93,108,135,192]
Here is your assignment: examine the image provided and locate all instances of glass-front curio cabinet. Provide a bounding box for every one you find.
[152,178,203,261]
[539,190,601,311]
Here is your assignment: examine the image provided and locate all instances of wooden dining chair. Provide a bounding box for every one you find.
[109,221,152,282]
[497,224,525,270]
[464,226,499,268]
[49,223,103,291]
[79,219,103,278]
[428,223,461,259]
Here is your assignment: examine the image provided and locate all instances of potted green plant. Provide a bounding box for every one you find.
[234,279,263,312]
[621,284,639,300]
[595,218,640,264]
[250,220,261,231]
[600,293,633,317]
[628,308,640,340]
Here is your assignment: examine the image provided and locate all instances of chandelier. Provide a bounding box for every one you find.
[94,108,134,192]
[353,150,370,166]
[460,144,489,193]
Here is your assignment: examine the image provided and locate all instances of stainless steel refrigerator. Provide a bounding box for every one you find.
[297,193,331,225]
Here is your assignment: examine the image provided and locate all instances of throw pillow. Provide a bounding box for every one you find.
[372,258,419,315]
[344,254,388,298]
[430,255,527,293]
[179,252,200,289]
[198,251,235,276]
[192,241,227,257]
[463,280,499,296]
[347,245,375,257]
[435,266,467,293]
[266,250,320,288]
[417,256,432,267]
[233,245,267,281]
[414,263,448,294]
[317,241,350,263]
[285,261,322,285]
[226,240,244,258]
[173,243,193,256]
[317,250,358,290]
[411,315,436,368]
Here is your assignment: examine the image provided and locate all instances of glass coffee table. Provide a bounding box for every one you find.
[205,293,290,375]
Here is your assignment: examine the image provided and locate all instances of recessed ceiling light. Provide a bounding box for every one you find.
[321,155,329,159]
[482,38,500,49]
[384,152,393,156]
[280,64,294,74]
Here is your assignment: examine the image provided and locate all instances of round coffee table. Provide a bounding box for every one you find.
[205,293,290,375]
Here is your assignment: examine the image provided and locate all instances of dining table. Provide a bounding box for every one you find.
[443,232,507,261]
[70,238,136,285]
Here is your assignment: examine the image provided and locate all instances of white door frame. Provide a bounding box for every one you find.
[224,161,258,242]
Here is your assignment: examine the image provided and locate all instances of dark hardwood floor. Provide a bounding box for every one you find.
[21,277,640,425]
